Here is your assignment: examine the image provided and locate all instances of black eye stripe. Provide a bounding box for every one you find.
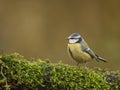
[70,38,79,39]
[70,37,82,40]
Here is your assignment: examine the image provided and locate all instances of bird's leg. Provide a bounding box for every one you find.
[84,62,88,69]
[76,62,80,66]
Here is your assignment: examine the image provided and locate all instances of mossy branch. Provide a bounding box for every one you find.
[0,53,120,90]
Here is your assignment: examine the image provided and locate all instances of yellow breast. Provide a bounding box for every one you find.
[68,43,92,63]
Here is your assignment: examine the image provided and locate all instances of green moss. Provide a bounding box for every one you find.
[0,53,120,90]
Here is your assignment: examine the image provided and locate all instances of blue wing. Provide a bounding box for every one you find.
[80,40,107,62]
[81,45,99,60]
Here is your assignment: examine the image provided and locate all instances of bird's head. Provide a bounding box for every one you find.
[68,33,82,43]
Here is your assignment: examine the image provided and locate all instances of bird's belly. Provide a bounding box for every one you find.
[68,44,92,63]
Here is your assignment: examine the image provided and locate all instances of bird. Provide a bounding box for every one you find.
[67,33,107,68]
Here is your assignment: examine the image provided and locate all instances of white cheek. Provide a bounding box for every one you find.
[69,39,78,43]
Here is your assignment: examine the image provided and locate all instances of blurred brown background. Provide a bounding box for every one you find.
[0,0,120,70]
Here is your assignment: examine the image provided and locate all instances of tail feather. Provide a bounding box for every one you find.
[95,55,107,62]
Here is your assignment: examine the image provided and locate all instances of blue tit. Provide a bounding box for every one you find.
[67,33,107,66]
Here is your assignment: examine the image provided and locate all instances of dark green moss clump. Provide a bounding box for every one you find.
[0,53,120,90]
